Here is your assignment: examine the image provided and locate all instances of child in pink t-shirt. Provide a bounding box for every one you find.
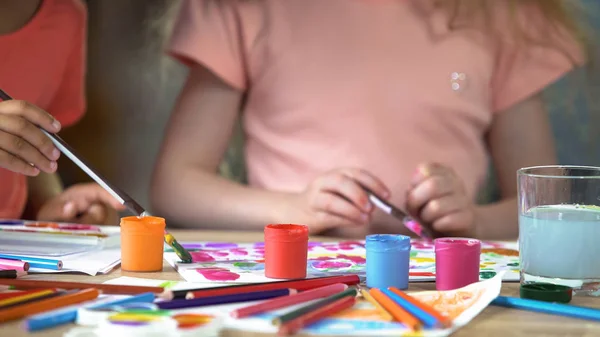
[151,0,585,239]
[0,0,123,224]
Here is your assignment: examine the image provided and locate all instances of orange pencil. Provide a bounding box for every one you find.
[0,279,163,295]
[389,287,452,327]
[0,288,99,323]
[0,289,56,308]
[360,289,393,321]
[369,288,421,330]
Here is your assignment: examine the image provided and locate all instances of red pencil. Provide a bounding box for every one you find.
[231,283,348,318]
[184,275,360,300]
[278,296,356,336]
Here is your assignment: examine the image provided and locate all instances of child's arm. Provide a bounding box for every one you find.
[475,92,556,239]
[150,66,389,232]
[150,66,292,230]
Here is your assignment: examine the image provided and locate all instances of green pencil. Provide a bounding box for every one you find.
[272,287,358,325]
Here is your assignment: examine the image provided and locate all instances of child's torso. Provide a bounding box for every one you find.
[241,0,495,208]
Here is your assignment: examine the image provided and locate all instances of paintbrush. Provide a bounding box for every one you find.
[358,183,434,239]
[0,89,192,263]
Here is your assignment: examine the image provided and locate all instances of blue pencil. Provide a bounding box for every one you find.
[0,254,62,270]
[157,288,295,310]
[25,292,156,331]
[492,296,600,322]
[380,288,439,328]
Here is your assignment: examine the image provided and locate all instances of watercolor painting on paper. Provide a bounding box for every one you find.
[164,239,520,284]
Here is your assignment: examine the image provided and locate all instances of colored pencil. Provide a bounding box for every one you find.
[389,287,451,327]
[158,288,295,310]
[0,288,99,323]
[0,290,28,300]
[492,295,600,322]
[278,296,356,336]
[0,291,65,310]
[0,270,26,279]
[381,289,438,328]
[272,288,358,325]
[360,289,393,321]
[0,258,29,271]
[25,292,156,332]
[0,279,164,295]
[0,254,62,270]
[182,275,360,300]
[232,283,349,318]
[0,289,57,308]
[369,288,421,330]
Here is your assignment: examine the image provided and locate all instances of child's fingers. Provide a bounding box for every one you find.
[406,175,455,213]
[77,203,106,224]
[410,163,454,186]
[340,168,390,199]
[418,194,466,224]
[312,191,369,226]
[64,183,125,210]
[0,100,61,133]
[318,173,372,213]
[431,211,472,233]
[315,210,368,228]
[0,148,40,176]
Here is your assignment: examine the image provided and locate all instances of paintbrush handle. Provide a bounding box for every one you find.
[0,88,146,217]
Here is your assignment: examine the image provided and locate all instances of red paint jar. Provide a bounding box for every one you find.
[264,224,309,279]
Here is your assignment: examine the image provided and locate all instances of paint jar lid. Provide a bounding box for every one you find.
[434,237,481,253]
[365,234,411,252]
[520,283,572,303]
[120,216,166,234]
[264,224,309,242]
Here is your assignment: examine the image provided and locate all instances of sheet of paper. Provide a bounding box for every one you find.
[28,248,121,276]
[164,240,519,284]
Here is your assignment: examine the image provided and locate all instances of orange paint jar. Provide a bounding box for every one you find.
[264,224,309,279]
[120,216,166,272]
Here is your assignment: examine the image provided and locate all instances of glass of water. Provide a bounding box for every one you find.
[518,165,600,296]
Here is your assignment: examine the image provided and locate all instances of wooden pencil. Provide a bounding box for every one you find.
[272,288,358,325]
[0,289,56,308]
[182,275,360,300]
[278,296,356,336]
[389,287,451,327]
[0,288,99,323]
[359,288,394,321]
[157,288,295,310]
[232,283,348,318]
[0,279,164,295]
[369,288,421,330]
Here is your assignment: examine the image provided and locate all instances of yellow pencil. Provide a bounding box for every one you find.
[360,288,394,321]
[0,289,56,308]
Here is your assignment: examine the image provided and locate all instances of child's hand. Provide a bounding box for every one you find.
[288,168,390,234]
[406,163,476,237]
[0,100,62,175]
[37,183,126,225]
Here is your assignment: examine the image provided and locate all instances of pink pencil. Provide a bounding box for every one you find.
[0,259,29,272]
[231,283,348,318]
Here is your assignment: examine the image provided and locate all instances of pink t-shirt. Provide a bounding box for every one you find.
[0,0,87,218]
[168,1,581,212]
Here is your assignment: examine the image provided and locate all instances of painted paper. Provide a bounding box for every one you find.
[164,240,519,284]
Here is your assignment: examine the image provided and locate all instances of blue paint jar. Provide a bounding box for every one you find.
[366,234,411,289]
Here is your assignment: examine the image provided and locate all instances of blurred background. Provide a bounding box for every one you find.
[59,0,600,224]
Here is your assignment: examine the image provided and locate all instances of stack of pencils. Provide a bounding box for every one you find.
[0,253,64,279]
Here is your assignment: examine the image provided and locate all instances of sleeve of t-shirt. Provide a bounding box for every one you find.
[491,5,585,113]
[46,3,87,128]
[167,0,249,90]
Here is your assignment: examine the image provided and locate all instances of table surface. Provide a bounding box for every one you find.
[3,230,600,337]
